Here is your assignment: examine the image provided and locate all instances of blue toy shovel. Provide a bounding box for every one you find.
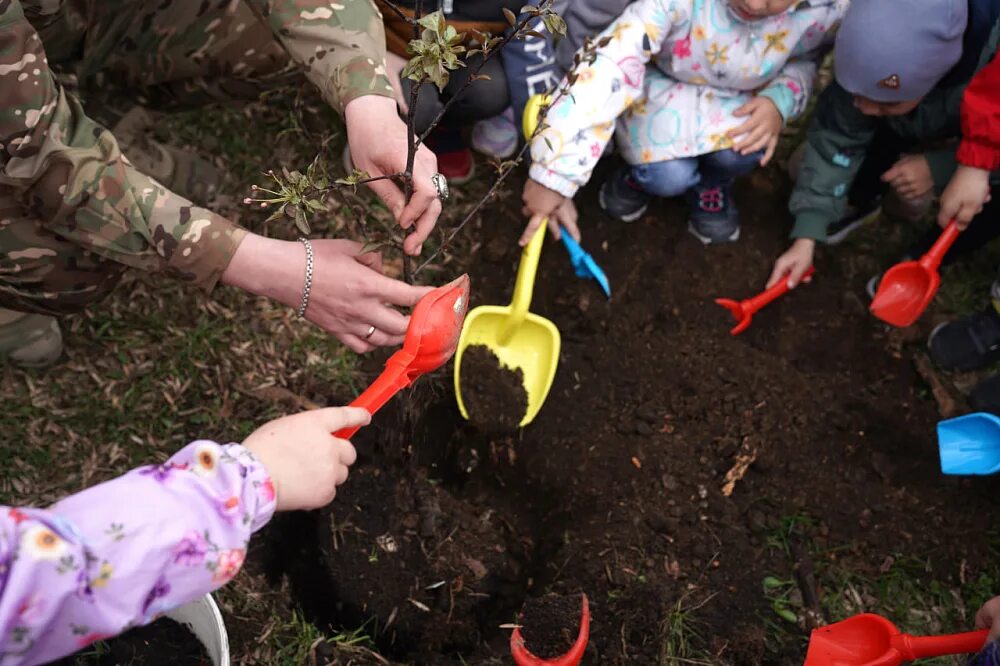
[937,412,1000,475]
[560,230,611,298]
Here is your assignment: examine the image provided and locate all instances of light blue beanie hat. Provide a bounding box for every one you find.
[834,0,968,102]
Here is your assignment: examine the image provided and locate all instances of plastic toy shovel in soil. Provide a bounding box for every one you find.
[804,613,987,665]
[510,595,590,666]
[454,223,560,427]
[333,274,470,439]
[715,266,815,335]
[870,221,961,327]
[937,412,1000,475]
[560,232,610,298]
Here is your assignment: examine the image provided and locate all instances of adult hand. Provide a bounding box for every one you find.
[520,179,579,246]
[729,97,783,166]
[975,595,1000,642]
[244,407,370,511]
[222,234,433,353]
[766,238,816,289]
[938,164,991,230]
[344,95,440,255]
[882,154,934,201]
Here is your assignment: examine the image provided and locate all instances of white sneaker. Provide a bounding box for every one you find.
[0,309,63,367]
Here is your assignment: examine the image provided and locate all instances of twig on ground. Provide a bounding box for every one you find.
[237,384,323,411]
[913,352,965,418]
[790,535,827,629]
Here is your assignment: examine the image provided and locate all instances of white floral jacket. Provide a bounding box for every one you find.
[529,0,849,197]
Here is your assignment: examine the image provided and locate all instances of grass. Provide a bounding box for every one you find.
[757,513,1000,665]
[659,594,716,665]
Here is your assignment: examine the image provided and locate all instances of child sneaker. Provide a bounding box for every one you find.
[471,108,518,159]
[426,125,475,184]
[0,309,63,368]
[599,167,652,222]
[928,306,1000,372]
[970,374,1000,417]
[687,184,740,244]
[826,197,882,245]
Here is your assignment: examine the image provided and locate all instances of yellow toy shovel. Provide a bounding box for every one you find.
[453,223,560,427]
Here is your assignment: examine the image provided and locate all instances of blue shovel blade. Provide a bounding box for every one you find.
[560,232,611,298]
[937,412,1000,475]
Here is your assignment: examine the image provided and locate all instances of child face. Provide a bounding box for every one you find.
[852,96,922,117]
[728,0,798,21]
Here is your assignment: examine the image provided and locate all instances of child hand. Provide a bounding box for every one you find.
[939,164,991,230]
[730,97,783,166]
[244,407,370,512]
[975,595,1000,642]
[520,179,580,246]
[766,238,816,289]
[882,154,934,201]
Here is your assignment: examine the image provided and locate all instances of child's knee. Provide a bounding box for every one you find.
[703,149,762,178]
[631,160,699,198]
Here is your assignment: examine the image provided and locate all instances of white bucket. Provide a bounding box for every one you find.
[165,594,231,666]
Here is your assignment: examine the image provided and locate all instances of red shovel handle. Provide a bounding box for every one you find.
[920,220,961,272]
[332,351,413,439]
[511,595,590,666]
[894,629,989,660]
[745,266,815,313]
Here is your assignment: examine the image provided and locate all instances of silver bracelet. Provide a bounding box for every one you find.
[296,237,314,318]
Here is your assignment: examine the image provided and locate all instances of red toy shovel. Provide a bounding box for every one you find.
[870,220,960,327]
[715,266,815,335]
[334,274,470,439]
[804,613,987,665]
[511,594,590,666]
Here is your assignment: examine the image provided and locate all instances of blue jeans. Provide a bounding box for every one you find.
[630,149,763,198]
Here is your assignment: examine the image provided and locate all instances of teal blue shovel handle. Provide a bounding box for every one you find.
[559,229,611,298]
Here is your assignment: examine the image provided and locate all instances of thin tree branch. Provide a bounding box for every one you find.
[400,0,424,284]
[416,2,554,146]
[413,79,574,276]
[378,0,418,26]
[413,140,531,276]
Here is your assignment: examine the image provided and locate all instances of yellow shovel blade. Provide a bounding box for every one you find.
[454,305,561,427]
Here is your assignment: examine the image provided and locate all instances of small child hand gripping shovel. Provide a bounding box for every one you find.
[937,412,1000,475]
[870,221,961,327]
[804,613,988,665]
[333,275,470,438]
[523,93,611,298]
[715,267,815,335]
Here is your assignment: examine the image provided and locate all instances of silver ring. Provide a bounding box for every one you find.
[364,325,376,340]
[431,173,449,200]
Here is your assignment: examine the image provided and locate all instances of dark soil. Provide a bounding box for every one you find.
[265,160,1000,665]
[52,617,208,665]
[519,594,581,659]
[459,344,528,432]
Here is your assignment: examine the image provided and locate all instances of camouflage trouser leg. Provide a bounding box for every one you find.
[0,194,125,316]
[1,2,306,315]
[76,1,305,111]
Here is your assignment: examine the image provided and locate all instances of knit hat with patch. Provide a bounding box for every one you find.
[834,0,968,102]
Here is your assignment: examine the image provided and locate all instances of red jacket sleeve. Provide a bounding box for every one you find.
[957,50,1000,170]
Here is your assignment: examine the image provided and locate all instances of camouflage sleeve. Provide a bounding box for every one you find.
[0,1,245,291]
[245,0,395,113]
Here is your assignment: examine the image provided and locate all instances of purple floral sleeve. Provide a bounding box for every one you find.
[0,441,276,665]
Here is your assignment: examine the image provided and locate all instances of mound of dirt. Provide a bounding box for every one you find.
[520,594,582,659]
[459,345,528,431]
[265,161,1000,665]
[53,618,208,665]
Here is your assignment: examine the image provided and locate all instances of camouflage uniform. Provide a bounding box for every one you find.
[0,0,395,316]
